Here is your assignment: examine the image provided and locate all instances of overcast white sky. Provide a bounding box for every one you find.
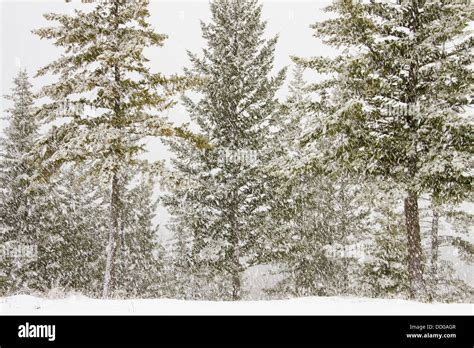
[0,0,334,126]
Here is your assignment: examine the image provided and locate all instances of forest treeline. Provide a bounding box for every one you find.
[0,0,473,302]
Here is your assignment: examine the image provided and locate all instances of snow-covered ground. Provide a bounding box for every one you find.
[1,295,472,315]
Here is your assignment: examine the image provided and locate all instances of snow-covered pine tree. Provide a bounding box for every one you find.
[0,70,41,294]
[162,214,232,300]
[267,67,370,297]
[33,0,204,297]
[0,71,109,296]
[115,174,165,298]
[424,198,474,302]
[28,167,108,296]
[361,201,410,298]
[295,0,473,299]
[444,202,474,265]
[164,0,286,300]
[270,177,371,297]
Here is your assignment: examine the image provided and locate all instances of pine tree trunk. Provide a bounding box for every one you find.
[103,173,120,298]
[230,192,241,301]
[103,10,122,298]
[429,205,440,299]
[404,190,425,299]
[230,227,241,300]
[231,272,241,300]
[430,207,439,273]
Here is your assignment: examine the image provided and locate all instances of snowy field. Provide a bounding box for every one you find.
[1,295,472,315]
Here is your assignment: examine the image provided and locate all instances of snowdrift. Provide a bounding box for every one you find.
[1,295,472,315]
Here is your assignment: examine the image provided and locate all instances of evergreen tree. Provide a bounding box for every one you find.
[164,0,286,300]
[28,167,108,296]
[33,0,203,297]
[0,70,41,294]
[445,204,474,265]
[267,67,370,297]
[115,175,165,298]
[425,200,474,302]
[295,0,473,298]
[0,72,109,295]
[0,70,37,243]
[361,202,410,298]
[271,177,371,297]
[162,215,232,300]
